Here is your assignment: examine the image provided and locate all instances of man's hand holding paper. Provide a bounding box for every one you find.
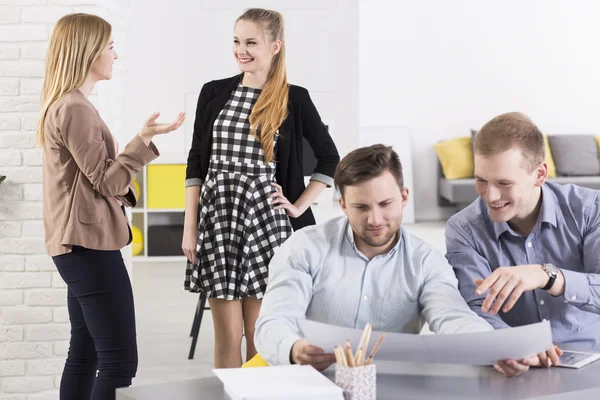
[291,340,336,371]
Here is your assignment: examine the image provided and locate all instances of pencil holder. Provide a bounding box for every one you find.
[334,364,376,400]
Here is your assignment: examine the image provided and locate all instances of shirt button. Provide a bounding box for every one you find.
[572,295,577,301]
[363,296,368,301]
[540,300,544,305]
[527,242,533,248]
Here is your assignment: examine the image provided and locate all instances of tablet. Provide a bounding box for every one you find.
[557,351,600,369]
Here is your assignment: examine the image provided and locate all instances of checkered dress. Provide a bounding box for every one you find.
[184,84,293,299]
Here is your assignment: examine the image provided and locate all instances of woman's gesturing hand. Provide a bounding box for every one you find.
[138,112,186,144]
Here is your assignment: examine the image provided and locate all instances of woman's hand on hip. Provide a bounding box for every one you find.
[271,182,303,218]
[138,112,186,145]
[182,226,198,263]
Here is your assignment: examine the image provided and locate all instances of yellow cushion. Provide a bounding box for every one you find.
[434,137,474,180]
[242,354,270,368]
[595,136,600,158]
[544,135,557,178]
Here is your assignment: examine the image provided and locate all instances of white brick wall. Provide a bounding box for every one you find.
[0,2,129,398]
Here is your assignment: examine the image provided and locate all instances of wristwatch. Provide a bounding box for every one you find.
[541,263,558,291]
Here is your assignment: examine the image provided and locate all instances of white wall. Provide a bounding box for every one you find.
[360,0,600,220]
[121,0,359,165]
[0,1,129,399]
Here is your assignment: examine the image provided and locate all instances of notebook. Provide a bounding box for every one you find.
[212,364,344,400]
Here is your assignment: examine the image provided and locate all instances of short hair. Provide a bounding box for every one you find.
[334,144,403,197]
[474,112,545,171]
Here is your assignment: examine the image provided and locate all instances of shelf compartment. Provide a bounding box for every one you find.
[147,164,186,209]
[131,212,146,257]
[147,212,185,257]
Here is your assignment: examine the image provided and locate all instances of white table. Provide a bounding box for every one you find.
[117,360,600,400]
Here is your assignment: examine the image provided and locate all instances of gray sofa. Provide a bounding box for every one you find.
[438,134,600,211]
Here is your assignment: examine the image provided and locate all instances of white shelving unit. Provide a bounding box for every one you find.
[132,164,187,263]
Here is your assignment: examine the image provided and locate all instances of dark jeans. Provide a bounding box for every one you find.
[53,246,138,400]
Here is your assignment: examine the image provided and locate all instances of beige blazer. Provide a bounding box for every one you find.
[43,89,159,256]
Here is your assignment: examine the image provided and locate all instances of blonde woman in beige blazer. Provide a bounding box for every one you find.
[38,13,184,400]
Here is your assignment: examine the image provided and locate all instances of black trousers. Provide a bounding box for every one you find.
[53,246,138,400]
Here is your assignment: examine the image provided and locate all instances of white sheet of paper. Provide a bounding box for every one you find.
[299,320,553,365]
[212,365,343,400]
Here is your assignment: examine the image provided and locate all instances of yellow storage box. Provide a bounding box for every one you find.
[147,164,186,209]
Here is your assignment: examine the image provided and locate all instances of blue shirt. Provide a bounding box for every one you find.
[446,182,600,351]
[255,216,492,366]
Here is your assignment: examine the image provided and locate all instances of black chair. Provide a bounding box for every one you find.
[188,292,209,359]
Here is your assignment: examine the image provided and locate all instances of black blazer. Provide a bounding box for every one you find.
[185,74,340,231]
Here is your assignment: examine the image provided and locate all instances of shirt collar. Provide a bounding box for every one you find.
[492,184,560,240]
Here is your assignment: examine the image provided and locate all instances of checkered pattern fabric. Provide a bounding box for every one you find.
[184,84,293,299]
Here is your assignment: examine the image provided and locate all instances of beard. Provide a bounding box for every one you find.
[356,227,398,248]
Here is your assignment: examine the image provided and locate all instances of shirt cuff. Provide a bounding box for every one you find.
[278,335,300,366]
[309,173,334,188]
[561,268,589,305]
[185,178,203,187]
[148,141,160,156]
[116,187,136,208]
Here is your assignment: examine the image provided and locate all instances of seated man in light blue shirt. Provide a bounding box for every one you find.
[446,112,596,374]
[255,144,528,376]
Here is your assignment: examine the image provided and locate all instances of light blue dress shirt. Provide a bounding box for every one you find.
[446,182,600,351]
[255,216,492,366]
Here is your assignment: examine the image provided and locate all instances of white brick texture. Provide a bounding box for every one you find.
[0,361,26,377]
[0,115,21,130]
[28,392,59,400]
[24,290,66,307]
[19,44,47,61]
[0,79,19,96]
[22,8,74,24]
[0,2,129,398]
[19,79,41,96]
[0,7,21,24]
[1,377,54,393]
[0,185,22,201]
[26,359,64,376]
[0,45,20,60]
[0,327,24,342]
[0,291,23,306]
[0,26,47,42]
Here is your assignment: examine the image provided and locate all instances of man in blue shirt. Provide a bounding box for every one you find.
[256,144,536,376]
[446,112,597,375]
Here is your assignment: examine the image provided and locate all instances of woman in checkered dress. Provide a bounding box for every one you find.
[182,8,339,368]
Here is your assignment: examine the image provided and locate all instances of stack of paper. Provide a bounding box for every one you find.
[212,365,344,400]
[299,319,553,365]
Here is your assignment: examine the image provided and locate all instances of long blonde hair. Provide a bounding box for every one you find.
[36,13,112,146]
[236,8,289,164]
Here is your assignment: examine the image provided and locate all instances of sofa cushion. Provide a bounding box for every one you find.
[543,135,557,177]
[548,135,600,176]
[434,137,473,180]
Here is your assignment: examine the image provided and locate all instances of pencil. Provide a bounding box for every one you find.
[345,340,356,367]
[355,349,364,366]
[358,324,372,365]
[364,324,372,355]
[357,323,370,354]
[365,334,385,365]
[336,345,348,367]
[334,347,341,365]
